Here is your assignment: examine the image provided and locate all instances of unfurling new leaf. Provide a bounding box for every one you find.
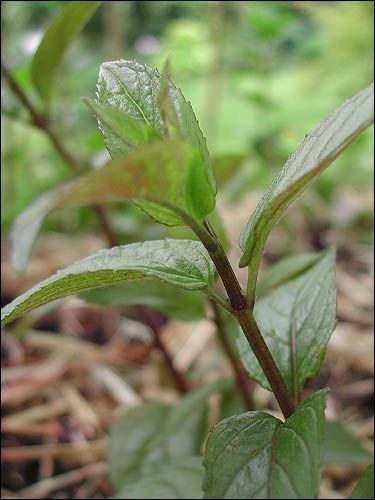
[95,60,214,187]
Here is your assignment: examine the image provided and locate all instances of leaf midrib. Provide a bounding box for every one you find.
[105,65,153,128]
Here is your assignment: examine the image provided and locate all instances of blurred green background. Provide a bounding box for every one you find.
[1,1,374,248]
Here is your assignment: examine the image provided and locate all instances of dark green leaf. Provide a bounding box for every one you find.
[109,380,229,489]
[240,83,374,268]
[236,249,336,398]
[114,457,204,499]
[31,1,100,103]
[349,464,374,499]
[323,421,371,465]
[1,239,215,326]
[10,138,216,272]
[203,389,327,499]
[81,280,206,321]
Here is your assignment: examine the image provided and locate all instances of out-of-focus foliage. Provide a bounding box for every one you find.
[1,1,373,242]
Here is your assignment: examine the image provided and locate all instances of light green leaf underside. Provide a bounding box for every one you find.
[10,138,216,272]
[109,380,230,490]
[323,421,372,465]
[240,83,374,267]
[236,250,336,397]
[96,59,214,191]
[114,457,204,499]
[1,239,215,326]
[349,464,374,499]
[81,280,206,321]
[203,389,327,499]
[31,1,100,103]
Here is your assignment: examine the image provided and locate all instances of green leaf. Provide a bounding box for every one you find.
[97,60,165,135]
[109,380,229,489]
[10,138,216,272]
[239,83,374,268]
[10,179,77,272]
[156,59,213,185]
[96,60,214,191]
[81,280,206,321]
[236,249,336,397]
[149,379,232,451]
[349,464,374,499]
[62,138,215,226]
[323,421,372,465]
[82,97,161,155]
[256,252,321,298]
[203,389,327,499]
[109,402,169,489]
[114,457,204,499]
[1,239,215,326]
[31,1,100,103]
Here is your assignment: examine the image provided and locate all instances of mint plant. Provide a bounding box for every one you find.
[1,3,374,497]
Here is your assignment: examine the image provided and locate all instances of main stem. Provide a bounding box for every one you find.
[1,61,117,248]
[198,223,295,419]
